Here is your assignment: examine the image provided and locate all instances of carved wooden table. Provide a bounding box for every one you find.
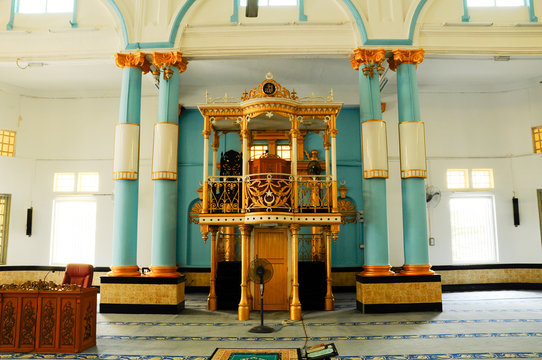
[0,287,97,353]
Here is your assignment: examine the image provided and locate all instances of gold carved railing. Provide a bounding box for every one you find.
[208,176,242,214]
[206,174,332,214]
[245,173,294,213]
[297,175,332,213]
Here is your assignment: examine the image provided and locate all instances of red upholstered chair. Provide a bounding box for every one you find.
[62,264,94,288]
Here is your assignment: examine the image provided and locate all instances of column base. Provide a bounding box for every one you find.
[400,264,434,276]
[207,295,217,311]
[147,266,181,277]
[325,295,334,311]
[238,305,250,321]
[108,266,141,277]
[360,265,395,277]
[290,304,301,321]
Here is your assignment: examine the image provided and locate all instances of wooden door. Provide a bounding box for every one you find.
[254,228,288,311]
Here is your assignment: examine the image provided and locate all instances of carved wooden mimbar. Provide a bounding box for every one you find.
[0,281,97,353]
[198,74,343,321]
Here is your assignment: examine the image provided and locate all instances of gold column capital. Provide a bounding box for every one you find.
[322,131,331,149]
[388,49,425,72]
[211,131,220,150]
[115,52,151,74]
[152,51,189,74]
[238,224,253,236]
[350,48,387,77]
[289,223,301,234]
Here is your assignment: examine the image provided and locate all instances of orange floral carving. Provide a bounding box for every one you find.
[152,51,188,73]
[350,48,387,70]
[388,49,425,71]
[114,52,151,74]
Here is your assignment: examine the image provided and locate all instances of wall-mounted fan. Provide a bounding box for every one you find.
[426,185,441,208]
[248,258,274,333]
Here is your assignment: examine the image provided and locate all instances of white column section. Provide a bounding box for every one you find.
[291,135,298,177]
[331,137,338,182]
[152,123,178,180]
[399,121,427,178]
[325,148,330,177]
[203,137,209,185]
[113,123,140,180]
[242,136,248,177]
[361,120,389,179]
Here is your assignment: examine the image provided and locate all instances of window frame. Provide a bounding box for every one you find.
[462,0,537,22]
[532,126,542,154]
[49,196,97,266]
[7,0,78,30]
[0,194,11,265]
[0,130,16,157]
[250,143,269,160]
[449,193,499,264]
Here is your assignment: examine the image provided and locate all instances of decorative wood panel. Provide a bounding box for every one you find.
[0,288,96,353]
[254,229,288,311]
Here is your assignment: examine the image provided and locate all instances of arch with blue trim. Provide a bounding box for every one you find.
[104,0,430,50]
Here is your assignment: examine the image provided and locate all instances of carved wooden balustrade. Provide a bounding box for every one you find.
[206,174,332,214]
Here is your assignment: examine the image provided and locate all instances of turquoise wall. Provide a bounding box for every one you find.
[176,108,364,268]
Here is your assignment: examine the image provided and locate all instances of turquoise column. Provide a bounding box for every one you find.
[111,53,148,277]
[391,49,433,275]
[351,49,393,276]
[149,52,187,277]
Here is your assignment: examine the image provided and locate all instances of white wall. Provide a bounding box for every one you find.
[383,84,542,266]
[0,90,159,266]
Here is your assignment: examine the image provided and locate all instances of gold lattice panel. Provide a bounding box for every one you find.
[533,126,542,154]
[0,130,16,157]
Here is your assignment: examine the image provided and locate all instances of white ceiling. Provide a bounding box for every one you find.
[1,55,541,105]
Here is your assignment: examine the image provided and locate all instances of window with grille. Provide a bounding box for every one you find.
[276,144,291,160]
[447,169,469,189]
[250,144,268,159]
[0,194,11,265]
[467,0,525,6]
[50,198,96,265]
[471,169,494,189]
[450,195,498,263]
[17,0,74,13]
[533,126,542,154]
[0,130,16,157]
[240,0,297,6]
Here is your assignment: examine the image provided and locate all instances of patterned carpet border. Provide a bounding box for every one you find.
[97,318,542,327]
[1,352,542,359]
[97,332,542,342]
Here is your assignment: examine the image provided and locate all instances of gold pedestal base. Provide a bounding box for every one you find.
[400,264,435,276]
[360,265,395,277]
[147,266,182,277]
[238,305,250,321]
[108,266,141,277]
[325,296,335,311]
[290,305,301,321]
[207,296,217,311]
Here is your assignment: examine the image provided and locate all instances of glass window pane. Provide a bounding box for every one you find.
[18,0,47,13]
[472,169,494,189]
[495,0,525,6]
[276,145,291,160]
[78,173,99,192]
[54,173,75,192]
[46,0,74,13]
[467,0,495,6]
[450,196,498,263]
[447,169,468,189]
[51,199,96,265]
[269,0,297,5]
[251,145,268,160]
